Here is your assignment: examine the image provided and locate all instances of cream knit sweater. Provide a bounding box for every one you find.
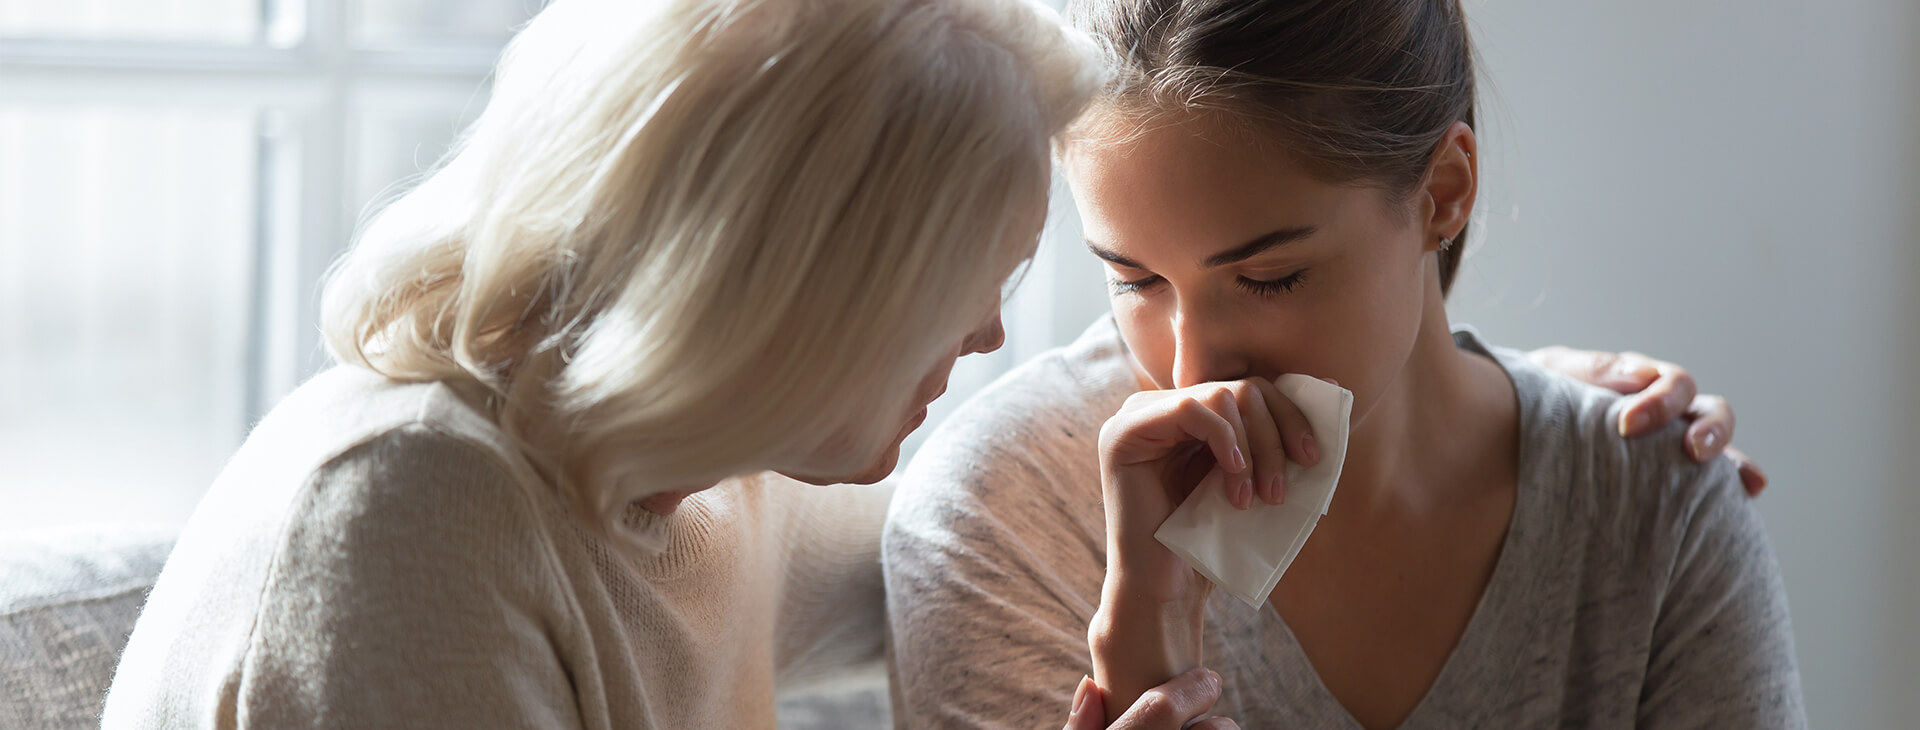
[101,366,890,729]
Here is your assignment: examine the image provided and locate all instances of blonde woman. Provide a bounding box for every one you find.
[100,0,1109,726]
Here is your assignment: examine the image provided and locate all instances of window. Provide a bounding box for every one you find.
[0,0,541,531]
[0,0,1106,532]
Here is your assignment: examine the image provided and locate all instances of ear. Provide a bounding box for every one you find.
[1420,121,1478,251]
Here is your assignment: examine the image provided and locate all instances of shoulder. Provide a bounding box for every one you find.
[299,424,551,545]
[1460,330,1801,726]
[219,366,553,545]
[1466,331,1753,563]
[206,368,567,604]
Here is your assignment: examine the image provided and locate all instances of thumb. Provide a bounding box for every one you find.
[1063,675,1105,730]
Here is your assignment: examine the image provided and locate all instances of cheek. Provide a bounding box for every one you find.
[1317,236,1432,419]
[1110,295,1177,385]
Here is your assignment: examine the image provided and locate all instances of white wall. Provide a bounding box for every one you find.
[1447,1,1920,725]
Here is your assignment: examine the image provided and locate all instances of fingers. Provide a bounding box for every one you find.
[1109,667,1222,730]
[1529,346,1659,394]
[1203,388,1257,510]
[1168,396,1243,477]
[1063,675,1104,730]
[1529,347,1707,437]
[1189,718,1242,730]
[1105,378,1320,512]
[1107,394,1242,475]
[1233,380,1287,507]
[1248,377,1317,505]
[1725,445,1769,497]
[1212,379,1317,508]
[1681,394,1734,462]
[1613,353,1696,438]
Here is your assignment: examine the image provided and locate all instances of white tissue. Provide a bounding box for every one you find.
[1152,375,1354,608]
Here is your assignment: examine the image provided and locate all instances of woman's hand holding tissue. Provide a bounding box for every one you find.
[1089,378,1316,722]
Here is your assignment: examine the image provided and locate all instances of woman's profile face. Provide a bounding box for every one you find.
[1062,115,1447,428]
[783,279,1010,487]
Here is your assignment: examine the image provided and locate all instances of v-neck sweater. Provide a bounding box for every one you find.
[883,317,1803,729]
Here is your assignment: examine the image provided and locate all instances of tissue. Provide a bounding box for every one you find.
[1152,374,1353,608]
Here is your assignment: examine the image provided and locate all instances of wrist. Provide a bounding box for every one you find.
[1088,598,1207,720]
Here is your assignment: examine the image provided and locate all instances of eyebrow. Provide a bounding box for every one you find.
[1086,226,1319,271]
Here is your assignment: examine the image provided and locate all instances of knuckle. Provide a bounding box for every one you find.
[1175,396,1208,416]
[1206,387,1237,410]
[1133,692,1174,724]
[1228,379,1259,400]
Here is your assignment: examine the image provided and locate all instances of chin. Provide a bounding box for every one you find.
[782,444,902,486]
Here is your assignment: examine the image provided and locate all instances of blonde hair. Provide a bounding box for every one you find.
[321,0,1103,526]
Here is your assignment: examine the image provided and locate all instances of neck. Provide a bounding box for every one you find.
[1330,290,1505,518]
[636,482,719,515]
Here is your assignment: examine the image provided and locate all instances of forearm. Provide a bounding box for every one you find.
[1088,575,1207,722]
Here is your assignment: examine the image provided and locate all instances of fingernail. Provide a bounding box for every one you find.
[1261,474,1280,504]
[1321,377,1340,387]
[1273,473,1287,504]
[1619,409,1650,436]
[1689,427,1720,461]
[1237,478,1254,509]
[1070,676,1093,720]
[1230,446,1247,472]
[1301,432,1320,466]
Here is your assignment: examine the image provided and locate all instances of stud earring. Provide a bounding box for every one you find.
[1439,236,1455,251]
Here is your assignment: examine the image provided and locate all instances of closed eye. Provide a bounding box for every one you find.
[1107,274,1162,296]
[1237,270,1307,297]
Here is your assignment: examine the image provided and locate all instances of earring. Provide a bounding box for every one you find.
[1439,236,1455,251]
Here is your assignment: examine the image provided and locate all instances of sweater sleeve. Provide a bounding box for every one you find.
[1637,455,1806,729]
[761,476,894,689]
[232,427,590,730]
[883,361,1115,730]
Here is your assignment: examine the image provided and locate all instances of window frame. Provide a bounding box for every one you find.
[0,0,511,425]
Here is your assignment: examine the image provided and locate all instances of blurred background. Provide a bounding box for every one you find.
[0,0,1912,726]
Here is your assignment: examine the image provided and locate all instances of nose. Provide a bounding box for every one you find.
[963,311,1006,356]
[1169,307,1246,388]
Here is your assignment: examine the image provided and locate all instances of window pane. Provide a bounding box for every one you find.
[353,0,545,45]
[351,103,472,221]
[0,0,275,44]
[0,105,260,531]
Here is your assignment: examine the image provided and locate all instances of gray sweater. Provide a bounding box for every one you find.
[883,317,1804,729]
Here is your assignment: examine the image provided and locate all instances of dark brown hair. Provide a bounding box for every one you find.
[1066,0,1479,294]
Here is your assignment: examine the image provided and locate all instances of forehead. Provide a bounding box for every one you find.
[1063,113,1380,250]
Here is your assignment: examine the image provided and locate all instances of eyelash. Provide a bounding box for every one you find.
[1107,271,1308,298]
[1238,271,1307,297]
